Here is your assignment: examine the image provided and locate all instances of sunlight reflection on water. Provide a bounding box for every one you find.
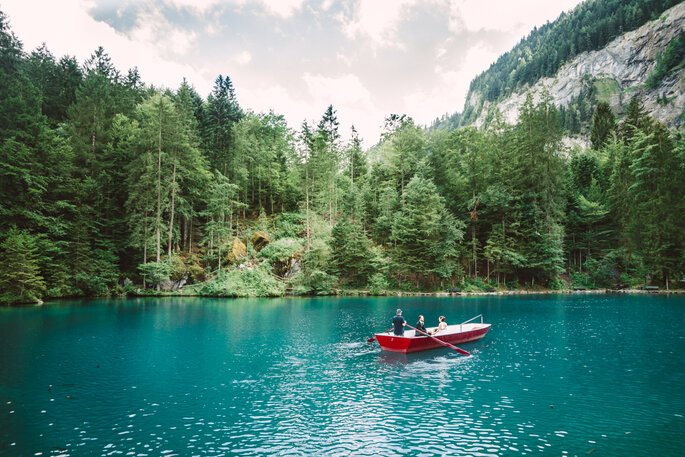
[1,295,684,455]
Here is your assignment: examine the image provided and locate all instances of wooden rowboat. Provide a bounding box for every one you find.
[375,314,491,354]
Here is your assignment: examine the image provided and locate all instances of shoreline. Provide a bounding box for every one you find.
[339,288,685,297]
[7,287,684,307]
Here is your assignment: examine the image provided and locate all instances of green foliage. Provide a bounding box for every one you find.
[138,261,171,289]
[429,0,679,132]
[646,31,685,88]
[590,102,616,150]
[291,269,337,296]
[390,173,465,288]
[258,237,303,263]
[367,273,389,295]
[469,0,678,103]
[330,218,372,285]
[0,228,46,304]
[547,276,567,290]
[72,272,110,297]
[257,237,303,278]
[1,6,683,303]
[273,212,304,238]
[571,257,615,289]
[197,264,284,297]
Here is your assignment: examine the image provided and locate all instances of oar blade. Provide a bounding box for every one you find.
[454,347,471,356]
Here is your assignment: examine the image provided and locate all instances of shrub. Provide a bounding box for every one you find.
[368,273,389,295]
[0,228,46,304]
[273,212,305,238]
[258,237,303,264]
[197,264,285,297]
[138,260,172,289]
[73,273,109,297]
[168,254,187,281]
[291,269,337,295]
[547,276,566,290]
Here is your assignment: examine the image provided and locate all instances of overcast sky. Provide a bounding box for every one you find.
[2,0,583,146]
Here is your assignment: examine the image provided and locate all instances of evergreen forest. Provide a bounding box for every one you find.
[1,9,684,304]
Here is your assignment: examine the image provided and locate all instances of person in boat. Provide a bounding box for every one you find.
[392,309,406,336]
[415,315,429,337]
[432,316,447,334]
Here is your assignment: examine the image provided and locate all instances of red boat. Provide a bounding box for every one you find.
[375,314,491,354]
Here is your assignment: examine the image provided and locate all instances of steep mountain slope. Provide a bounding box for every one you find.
[467,2,684,131]
[436,1,685,134]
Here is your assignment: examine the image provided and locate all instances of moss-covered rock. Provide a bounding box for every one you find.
[226,237,247,263]
[250,231,271,252]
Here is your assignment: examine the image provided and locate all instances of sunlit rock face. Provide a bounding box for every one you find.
[467,2,685,131]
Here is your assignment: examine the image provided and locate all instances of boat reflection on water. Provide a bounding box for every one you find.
[376,350,445,366]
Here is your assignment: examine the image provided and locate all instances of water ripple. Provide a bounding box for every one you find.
[1,295,684,455]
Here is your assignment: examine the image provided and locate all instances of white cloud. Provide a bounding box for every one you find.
[2,0,587,146]
[301,72,383,145]
[258,0,306,19]
[321,0,335,11]
[128,5,197,57]
[339,0,418,49]
[164,0,222,15]
[404,42,497,126]
[447,0,582,34]
[336,52,353,67]
[234,50,252,65]
[2,0,207,91]
[303,72,371,105]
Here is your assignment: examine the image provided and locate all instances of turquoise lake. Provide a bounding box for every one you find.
[1,294,684,456]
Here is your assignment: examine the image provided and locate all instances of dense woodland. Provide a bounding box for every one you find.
[1,9,684,304]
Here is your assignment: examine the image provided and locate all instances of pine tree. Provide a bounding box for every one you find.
[0,228,46,304]
[590,102,616,150]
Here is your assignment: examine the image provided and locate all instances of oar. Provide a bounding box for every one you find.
[406,324,471,356]
[367,328,393,343]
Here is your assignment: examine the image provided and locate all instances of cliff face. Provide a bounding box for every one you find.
[466,2,684,131]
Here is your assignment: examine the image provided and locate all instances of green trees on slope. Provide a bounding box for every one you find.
[1,8,684,303]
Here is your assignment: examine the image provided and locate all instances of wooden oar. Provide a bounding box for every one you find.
[406,324,471,356]
[367,328,393,343]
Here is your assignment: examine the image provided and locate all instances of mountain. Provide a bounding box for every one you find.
[434,0,685,136]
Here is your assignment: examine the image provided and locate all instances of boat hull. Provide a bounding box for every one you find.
[375,323,491,353]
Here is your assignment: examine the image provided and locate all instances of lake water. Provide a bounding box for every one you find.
[1,294,684,456]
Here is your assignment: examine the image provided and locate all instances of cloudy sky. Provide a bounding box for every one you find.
[2,0,582,145]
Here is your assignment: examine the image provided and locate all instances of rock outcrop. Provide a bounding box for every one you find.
[250,231,270,252]
[466,2,684,131]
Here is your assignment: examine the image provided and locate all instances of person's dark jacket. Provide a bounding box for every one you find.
[392,315,405,335]
[415,320,428,336]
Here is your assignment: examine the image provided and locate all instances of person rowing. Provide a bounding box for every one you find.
[392,309,406,336]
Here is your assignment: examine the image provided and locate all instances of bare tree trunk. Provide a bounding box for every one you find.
[167,156,177,257]
[189,210,193,253]
[329,174,333,226]
[472,225,478,278]
[306,163,311,251]
[143,218,148,289]
[91,105,96,176]
[269,163,274,215]
[156,103,163,264]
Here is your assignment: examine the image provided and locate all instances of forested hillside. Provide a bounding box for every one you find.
[1,8,684,304]
[432,0,684,133]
